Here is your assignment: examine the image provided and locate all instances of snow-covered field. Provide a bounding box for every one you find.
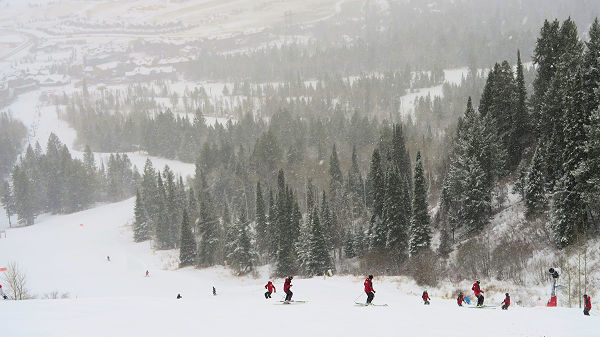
[0,196,598,337]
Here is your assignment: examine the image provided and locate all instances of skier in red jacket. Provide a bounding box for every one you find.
[283,276,293,302]
[583,294,592,316]
[472,280,484,306]
[422,290,430,305]
[501,293,510,310]
[264,281,276,299]
[364,275,375,304]
[457,292,464,306]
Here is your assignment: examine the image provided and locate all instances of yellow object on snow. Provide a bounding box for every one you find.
[327,269,333,277]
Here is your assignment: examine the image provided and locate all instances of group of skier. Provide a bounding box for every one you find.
[260,276,594,314]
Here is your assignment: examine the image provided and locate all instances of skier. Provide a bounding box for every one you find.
[283,276,293,302]
[213,287,217,296]
[472,280,484,306]
[501,293,510,310]
[0,284,7,300]
[422,290,430,305]
[457,292,464,306]
[364,275,375,305]
[264,281,276,299]
[145,270,149,277]
[176,294,182,299]
[583,294,592,316]
[107,256,110,262]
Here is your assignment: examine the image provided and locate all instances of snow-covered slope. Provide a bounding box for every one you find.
[0,197,598,337]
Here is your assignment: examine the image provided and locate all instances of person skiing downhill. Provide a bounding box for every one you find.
[457,292,465,306]
[583,294,592,316]
[472,281,484,306]
[145,270,149,277]
[422,291,430,305]
[364,275,375,305]
[283,276,293,302]
[0,284,7,300]
[265,281,276,299]
[501,293,510,310]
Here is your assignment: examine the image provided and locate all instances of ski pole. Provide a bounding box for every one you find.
[353,292,364,302]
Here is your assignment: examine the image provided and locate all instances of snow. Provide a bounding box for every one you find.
[0,196,598,337]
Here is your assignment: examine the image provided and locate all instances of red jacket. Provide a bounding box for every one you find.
[265,282,276,293]
[585,296,592,310]
[283,278,292,292]
[457,295,464,305]
[422,292,430,301]
[472,282,484,297]
[364,278,374,293]
[503,295,510,306]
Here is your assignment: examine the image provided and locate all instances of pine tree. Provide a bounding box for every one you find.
[583,18,600,115]
[384,167,409,265]
[524,144,547,217]
[227,209,257,275]
[255,181,268,254]
[154,174,170,249]
[368,148,386,250]
[133,190,150,242]
[437,224,452,258]
[409,152,431,255]
[307,208,332,276]
[12,166,35,226]
[179,209,197,267]
[0,181,15,227]
[197,177,219,267]
[347,145,364,217]
[510,50,531,167]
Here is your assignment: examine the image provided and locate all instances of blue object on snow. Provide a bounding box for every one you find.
[465,296,471,304]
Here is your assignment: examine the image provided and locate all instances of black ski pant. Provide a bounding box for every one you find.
[584,308,590,316]
[477,295,484,306]
[285,290,293,301]
[502,304,509,310]
[366,292,374,304]
[424,300,430,305]
[265,291,272,299]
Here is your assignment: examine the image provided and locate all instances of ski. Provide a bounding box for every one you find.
[469,305,497,309]
[279,300,308,304]
[355,302,388,307]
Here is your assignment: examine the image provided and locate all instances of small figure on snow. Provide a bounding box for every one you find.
[422,290,430,305]
[213,286,217,296]
[145,270,149,277]
[264,281,276,299]
[177,294,182,299]
[107,256,110,262]
[457,292,465,306]
[472,280,484,307]
[0,284,7,300]
[283,276,294,302]
[583,294,592,316]
[364,275,375,305]
[501,293,510,310]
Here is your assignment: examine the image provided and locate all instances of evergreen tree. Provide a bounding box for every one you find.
[154,174,170,249]
[583,18,600,114]
[179,209,197,267]
[437,224,452,258]
[255,181,268,254]
[197,175,220,267]
[384,167,410,265]
[347,145,364,217]
[510,50,531,167]
[409,152,431,255]
[368,148,386,250]
[133,189,150,242]
[12,166,35,226]
[524,144,547,217]
[0,181,15,227]
[227,209,257,275]
[307,207,332,275]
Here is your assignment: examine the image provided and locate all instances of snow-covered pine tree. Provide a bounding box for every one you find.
[179,209,197,267]
[255,181,268,254]
[12,166,35,226]
[347,145,365,218]
[368,148,386,250]
[154,174,170,249]
[525,144,547,217]
[133,189,150,242]
[0,181,15,227]
[227,209,257,275]
[409,152,431,255]
[384,167,409,265]
[510,50,531,167]
[307,207,332,276]
[197,178,220,267]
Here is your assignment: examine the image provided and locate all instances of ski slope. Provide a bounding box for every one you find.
[0,199,598,337]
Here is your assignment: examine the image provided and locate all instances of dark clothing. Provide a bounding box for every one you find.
[366,292,375,304]
[502,295,510,310]
[584,308,590,316]
[477,294,484,306]
[176,294,182,299]
[285,289,293,301]
[265,291,272,299]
